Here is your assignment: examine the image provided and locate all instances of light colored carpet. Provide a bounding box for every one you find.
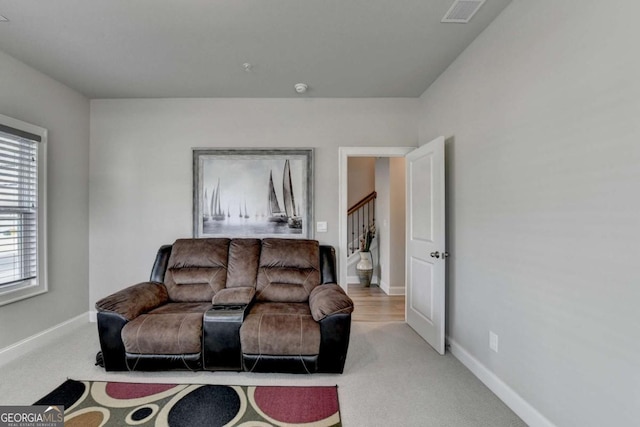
[0,321,525,426]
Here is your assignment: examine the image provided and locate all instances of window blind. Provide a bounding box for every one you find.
[0,127,38,287]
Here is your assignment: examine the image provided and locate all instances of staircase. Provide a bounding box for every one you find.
[347,191,377,284]
[347,191,376,254]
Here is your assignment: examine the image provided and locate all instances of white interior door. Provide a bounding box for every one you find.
[406,136,446,354]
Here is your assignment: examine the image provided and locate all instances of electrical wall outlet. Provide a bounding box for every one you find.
[489,331,499,353]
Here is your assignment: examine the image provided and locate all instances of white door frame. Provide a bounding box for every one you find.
[338,147,416,292]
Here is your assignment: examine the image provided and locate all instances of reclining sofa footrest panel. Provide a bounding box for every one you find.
[318,313,352,373]
[242,354,318,374]
[96,312,129,371]
[125,353,202,371]
[203,305,249,371]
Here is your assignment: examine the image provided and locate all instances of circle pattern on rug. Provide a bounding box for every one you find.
[125,404,160,425]
[131,407,152,420]
[65,407,110,427]
[252,386,339,424]
[167,385,242,427]
[106,382,177,399]
[92,382,186,408]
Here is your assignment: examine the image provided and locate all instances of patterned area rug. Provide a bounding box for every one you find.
[34,379,341,426]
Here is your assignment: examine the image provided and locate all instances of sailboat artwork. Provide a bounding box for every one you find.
[203,188,210,221]
[195,149,312,238]
[283,160,302,229]
[268,171,287,223]
[210,179,226,221]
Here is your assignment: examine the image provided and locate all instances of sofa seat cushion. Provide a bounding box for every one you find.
[122,303,211,355]
[240,303,320,356]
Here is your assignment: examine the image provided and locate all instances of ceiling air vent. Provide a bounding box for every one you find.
[441,0,486,23]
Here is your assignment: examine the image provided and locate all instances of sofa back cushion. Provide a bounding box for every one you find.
[256,239,320,302]
[164,238,230,302]
[226,239,261,288]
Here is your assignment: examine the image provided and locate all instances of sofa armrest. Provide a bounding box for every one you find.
[95,282,169,321]
[309,284,354,322]
[212,287,256,306]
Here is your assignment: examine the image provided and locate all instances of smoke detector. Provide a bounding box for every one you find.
[294,83,308,94]
[441,0,485,23]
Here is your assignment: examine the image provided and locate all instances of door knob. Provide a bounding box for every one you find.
[430,251,440,258]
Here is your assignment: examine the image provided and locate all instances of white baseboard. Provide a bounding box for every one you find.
[447,337,556,427]
[0,312,90,367]
[89,310,97,322]
[378,280,405,296]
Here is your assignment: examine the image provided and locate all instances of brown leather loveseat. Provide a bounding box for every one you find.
[95,238,354,374]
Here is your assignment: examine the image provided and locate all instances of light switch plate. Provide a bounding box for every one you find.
[489,331,499,353]
[316,221,328,233]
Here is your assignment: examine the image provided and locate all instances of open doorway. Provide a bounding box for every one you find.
[338,147,415,322]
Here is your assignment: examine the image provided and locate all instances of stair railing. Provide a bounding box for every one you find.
[347,191,376,254]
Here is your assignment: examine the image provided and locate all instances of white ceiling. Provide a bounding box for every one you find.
[0,0,511,98]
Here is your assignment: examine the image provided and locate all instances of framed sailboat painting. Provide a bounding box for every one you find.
[192,148,314,239]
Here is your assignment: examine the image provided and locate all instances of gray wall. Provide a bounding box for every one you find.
[7,1,636,421]
[89,98,418,304]
[374,158,390,287]
[0,51,90,348]
[375,158,406,294]
[418,0,640,425]
[347,157,375,208]
[388,157,406,293]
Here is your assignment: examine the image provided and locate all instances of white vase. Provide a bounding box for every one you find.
[356,251,373,287]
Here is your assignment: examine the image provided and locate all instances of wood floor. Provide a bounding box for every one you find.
[348,283,405,322]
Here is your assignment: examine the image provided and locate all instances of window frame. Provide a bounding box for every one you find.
[0,114,47,307]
